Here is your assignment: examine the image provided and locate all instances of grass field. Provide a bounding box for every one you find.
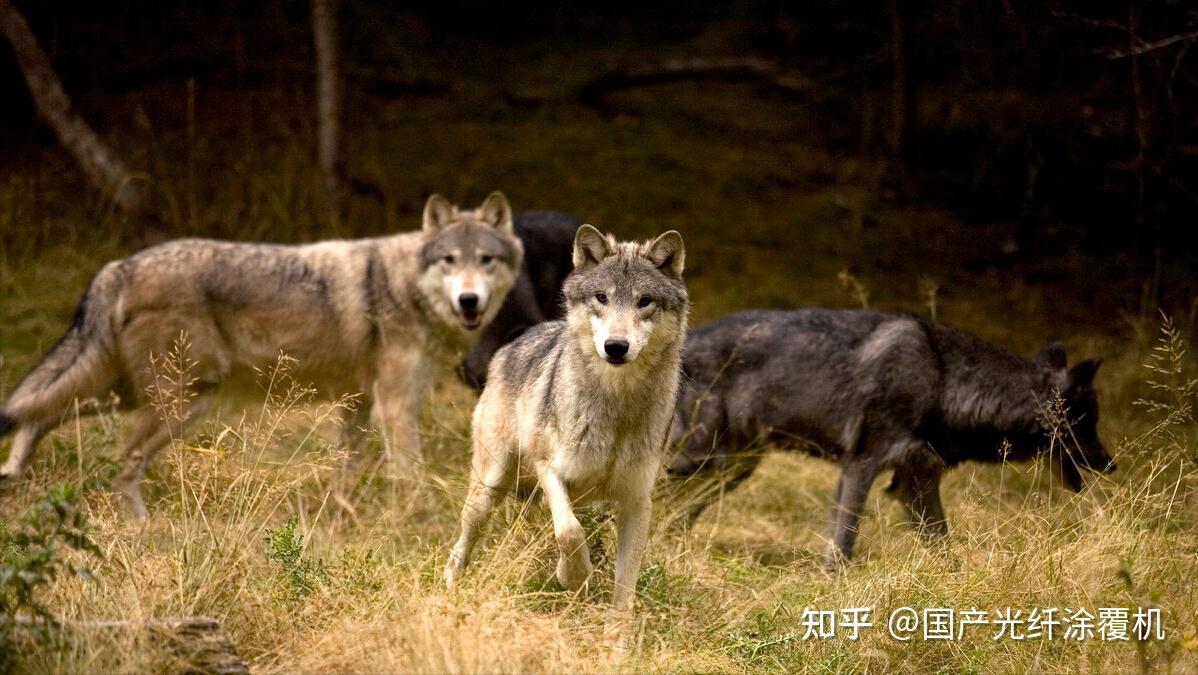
[2,46,1197,673]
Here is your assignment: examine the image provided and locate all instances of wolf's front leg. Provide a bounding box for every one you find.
[539,469,593,591]
[371,355,428,474]
[611,495,651,612]
[446,438,514,587]
[828,458,881,566]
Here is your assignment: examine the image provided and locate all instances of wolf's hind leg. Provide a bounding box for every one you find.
[337,398,374,471]
[886,455,948,543]
[904,468,947,543]
[0,422,47,480]
[540,470,593,591]
[113,389,214,519]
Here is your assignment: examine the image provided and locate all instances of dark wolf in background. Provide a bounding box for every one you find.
[445,225,688,618]
[667,309,1115,563]
[0,192,523,517]
[459,210,581,390]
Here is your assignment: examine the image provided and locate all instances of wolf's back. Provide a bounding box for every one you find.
[1,261,124,433]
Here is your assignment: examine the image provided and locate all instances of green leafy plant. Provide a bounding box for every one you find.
[0,483,102,667]
[264,517,328,599]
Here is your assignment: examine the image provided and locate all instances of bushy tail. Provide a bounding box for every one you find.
[1,263,123,432]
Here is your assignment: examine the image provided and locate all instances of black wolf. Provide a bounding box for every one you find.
[666,309,1115,563]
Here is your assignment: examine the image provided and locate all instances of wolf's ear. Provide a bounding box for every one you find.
[573,224,613,270]
[1033,342,1068,371]
[1067,358,1102,391]
[423,194,455,235]
[478,191,514,237]
[647,230,685,279]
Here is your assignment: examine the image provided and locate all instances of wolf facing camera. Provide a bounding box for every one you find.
[445,224,689,617]
[0,192,524,517]
[459,210,582,390]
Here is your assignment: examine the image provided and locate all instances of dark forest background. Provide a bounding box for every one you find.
[2,7,1198,672]
[2,0,1196,321]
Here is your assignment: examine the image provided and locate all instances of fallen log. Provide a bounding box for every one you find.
[12,615,249,675]
[577,56,813,108]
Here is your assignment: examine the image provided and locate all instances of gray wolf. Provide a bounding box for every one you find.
[666,309,1115,563]
[0,192,524,517]
[444,224,688,617]
[460,210,581,390]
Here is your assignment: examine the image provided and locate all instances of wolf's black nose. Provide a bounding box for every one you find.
[604,338,630,358]
[459,293,479,311]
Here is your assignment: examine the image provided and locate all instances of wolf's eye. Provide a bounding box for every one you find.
[480,255,494,265]
[637,295,652,308]
[595,292,608,304]
[443,255,456,265]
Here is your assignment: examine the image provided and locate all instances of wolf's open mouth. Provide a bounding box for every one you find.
[604,356,627,366]
[459,310,481,329]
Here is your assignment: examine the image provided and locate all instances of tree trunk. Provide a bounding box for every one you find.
[887,0,908,165]
[312,0,345,213]
[0,0,145,213]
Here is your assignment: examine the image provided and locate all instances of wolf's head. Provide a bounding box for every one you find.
[563,225,689,372]
[1033,342,1115,490]
[418,192,524,333]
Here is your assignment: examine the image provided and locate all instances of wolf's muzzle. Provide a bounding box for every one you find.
[604,338,630,364]
[458,293,481,329]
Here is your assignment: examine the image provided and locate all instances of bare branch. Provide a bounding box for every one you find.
[0,0,145,213]
[1103,28,1198,59]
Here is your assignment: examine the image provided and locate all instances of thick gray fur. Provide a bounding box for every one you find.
[0,193,524,517]
[667,309,1113,563]
[445,225,688,621]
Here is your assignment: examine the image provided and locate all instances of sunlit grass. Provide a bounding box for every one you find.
[1,54,1196,672]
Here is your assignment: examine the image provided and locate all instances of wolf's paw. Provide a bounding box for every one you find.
[820,549,850,573]
[603,609,636,657]
[115,482,149,520]
[0,463,20,483]
[556,552,594,592]
[444,553,465,589]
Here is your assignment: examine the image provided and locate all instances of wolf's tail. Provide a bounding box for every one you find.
[1,262,124,437]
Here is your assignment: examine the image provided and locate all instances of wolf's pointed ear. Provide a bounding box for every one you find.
[478,191,514,236]
[573,224,613,270]
[423,194,455,235]
[1033,342,1068,371]
[1067,358,1102,390]
[647,230,685,279]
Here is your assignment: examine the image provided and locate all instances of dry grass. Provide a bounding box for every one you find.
[1,299,1195,673]
[2,48,1197,672]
